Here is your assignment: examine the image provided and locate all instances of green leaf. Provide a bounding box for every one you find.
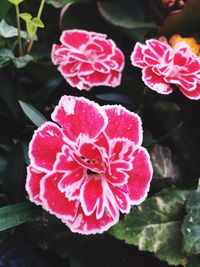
[46,0,93,8]
[32,17,44,28]
[110,188,190,266]
[19,100,47,127]
[182,187,200,254]
[0,49,33,69]
[8,0,24,5]
[97,2,156,30]
[12,54,33,68]
[187,256,200,267]
[160,0,200,37]
[27,20,37,37]
[0,72,22,118]
[19,12,32,21]
[151,144,182,182]
[2,142,26,202]
[0,20,27,39]
[0,1,11,21]
[0,49,14,68]
[0,201,40,231]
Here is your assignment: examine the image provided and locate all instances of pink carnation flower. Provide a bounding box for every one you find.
[51,29,125,90]
[131,39,200,100]
[26,96,152,234]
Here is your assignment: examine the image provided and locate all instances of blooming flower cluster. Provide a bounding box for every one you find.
[131,37,200,100]
[26,96,152,234]
[52,30,124,90]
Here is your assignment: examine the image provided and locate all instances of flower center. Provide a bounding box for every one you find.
[84,49,98,62]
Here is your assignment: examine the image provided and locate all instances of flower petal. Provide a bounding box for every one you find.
[26,166,44,205]
[80,175,105,218]
[142,67,173,95]
[179,83,200,100]
[60,29,90,49]
[29,122,65,172]
[103,105,142,145]
[130,42,146,68]
[109,184,131,213]
[41,172,79,220]
[127,147,153,205]
[51,96,108,142]
[64,205,118,234]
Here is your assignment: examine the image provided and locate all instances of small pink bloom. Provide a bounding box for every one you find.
[131,39,200,100]
[162,0,176,7]
[51,29,125,90]
[26,96,152,234]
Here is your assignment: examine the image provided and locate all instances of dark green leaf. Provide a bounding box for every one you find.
[12,54,33,68]
[0,49,13,68]
[97,2,156,30]
[2,142,26,202]
[187,256,200,267]
[160,0,200,37]
[0,20,27,39]
[19,100,47,127]
[46,0,93,8]
[151,144,182,181]
[0,1,11,21]
[110,188,190,266]
[0,201,40,231]
[182,187,200,254]
[0,72,22,118]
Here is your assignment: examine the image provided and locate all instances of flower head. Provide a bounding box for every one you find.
[131,38,200,100]
[26,96,152,234]
[51,29,124,90]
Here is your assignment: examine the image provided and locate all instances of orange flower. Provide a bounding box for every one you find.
[169,34,200,56]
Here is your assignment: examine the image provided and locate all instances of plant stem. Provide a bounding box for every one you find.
[16,4,23,57]
[27,0,45,54]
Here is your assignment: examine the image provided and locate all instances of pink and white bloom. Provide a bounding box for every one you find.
[51,29,124,90]
[131,39,200,100]
[26,96,152,234]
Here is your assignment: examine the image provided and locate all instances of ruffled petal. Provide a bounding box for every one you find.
[130,42,146,68]
[29,122,65,172]
[142,67,173,95]
[41,172,79,220]
[51,96,108,142]
[64,205,119,235]
[26,166,45,205]
[127,147,153,205]
[60,29,90,49]
[80,175,105,218]
[179,83,200,100]
[103,105,142,145]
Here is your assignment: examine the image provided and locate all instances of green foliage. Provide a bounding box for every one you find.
[110,188,190,265]
[0,1,11,20]
[46,0,93,8]
[20,13,44,37]
[0,20,26,39]
[0,49,33,68]
[182,187,200,254]
[8,0,24,5]
[98,2,156,30]
[0,201,40,231]
[19,100,47,127]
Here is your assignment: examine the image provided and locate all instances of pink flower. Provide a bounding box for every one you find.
[26,96,152,234]
[162,0,176,7]
[131,39,200,100]
[51,29,125,90]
